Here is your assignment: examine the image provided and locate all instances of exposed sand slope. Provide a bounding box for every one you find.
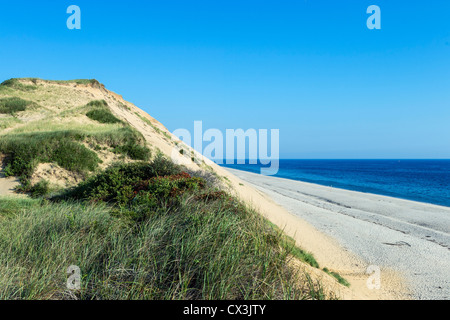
[227,168,450,300]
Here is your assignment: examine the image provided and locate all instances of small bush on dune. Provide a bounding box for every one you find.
[86,100,108,108]
[60,155,183,204]
[86,109,122,124]
[112,144,150,161]
[150,153,182,176]
[0,133,101,193]
[29,180,51,198]
[0,97,34,114]
[0,125,151,195]
[52,140,100,172]
[85,100,123,125]
[0,78,37,92]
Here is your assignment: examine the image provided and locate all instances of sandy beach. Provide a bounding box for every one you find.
[225,168,450,300]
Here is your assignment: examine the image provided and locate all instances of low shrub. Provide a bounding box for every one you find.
[29,180,51,198]
[0,133,101,179]
[0,97,33,114]
[60,155,184,204]
[112,144,150,161]
[0,79,37,91]
[86,109,122,124]
[0,126,150,184]
[87,100,108,108]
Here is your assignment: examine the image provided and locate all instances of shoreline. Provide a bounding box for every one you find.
[224,167,450,300]
[220,163,450,209]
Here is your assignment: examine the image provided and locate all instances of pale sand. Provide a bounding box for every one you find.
[225,168,450,300]
[0,158,20,196]
[0,176,19,196]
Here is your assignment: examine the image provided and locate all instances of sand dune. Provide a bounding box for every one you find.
[226,168,450,300]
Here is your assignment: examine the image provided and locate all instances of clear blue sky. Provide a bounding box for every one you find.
[0,0,449,159]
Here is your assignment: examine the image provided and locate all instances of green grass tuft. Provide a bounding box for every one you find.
[0,132,101,181]
[86,100,108,108]
[323,268,350,287]
[267,222,320,268]
[29,180,51,198]
[0,156,327,300]
[112,144,151,161]
[0,79,37,91]
[0,97,35,114]
[0,126,150,186]
[86,109,122,124]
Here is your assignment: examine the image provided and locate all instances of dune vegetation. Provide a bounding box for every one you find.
[0,78,345,300]
[0,155,329,300]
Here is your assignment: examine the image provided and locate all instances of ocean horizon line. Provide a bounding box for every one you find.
[220,160,450,208]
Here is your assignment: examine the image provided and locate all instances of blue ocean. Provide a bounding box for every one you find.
[220,160,450,208]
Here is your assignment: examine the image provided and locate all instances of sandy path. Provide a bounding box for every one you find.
[226,168,450,300]
[0,174,20,196]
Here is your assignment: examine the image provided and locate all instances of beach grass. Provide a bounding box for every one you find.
[0,117,22,130]
[0,157,327,300]
[323,268,350,287]
[0,124,151,192]
[0,97,36,114]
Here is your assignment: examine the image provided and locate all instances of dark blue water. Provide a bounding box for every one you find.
[220,160,450,208]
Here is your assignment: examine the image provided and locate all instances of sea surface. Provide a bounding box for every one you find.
[220,160,450,208]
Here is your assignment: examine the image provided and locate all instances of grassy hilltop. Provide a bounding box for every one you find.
[0,78,344,300]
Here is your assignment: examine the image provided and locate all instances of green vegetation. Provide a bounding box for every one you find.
[86,109,122,124]
[0,97,151,187]
[0,125,150,192]
[268,222,319,268]
[87,100,108,108]
[61,79,100,86]
[323,268,350,287]
[48,79,101,86]
[0,132,100,179]
[112,144,151,161]
[29,180,51,198]
[0,97,35,114]
[0,117,22,130]
[0,156,327,300]
[0,78,37,92]
[86,100,122,125]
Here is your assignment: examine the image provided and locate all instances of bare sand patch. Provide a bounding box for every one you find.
[0,154,21,196]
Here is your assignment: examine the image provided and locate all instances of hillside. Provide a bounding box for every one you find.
[0,78,373,300]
